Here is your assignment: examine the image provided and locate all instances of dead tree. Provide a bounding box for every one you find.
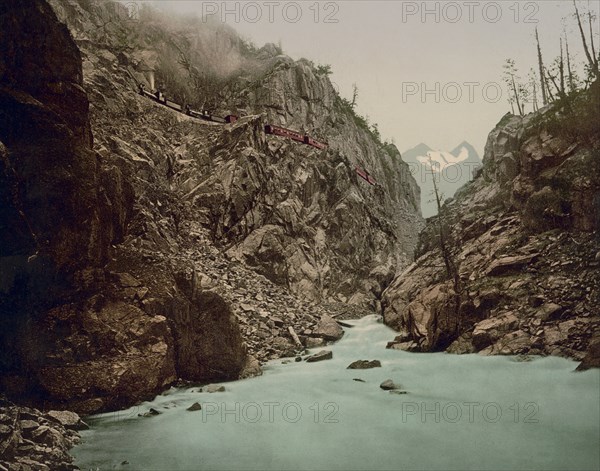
[536,28,549,105]
[503,59,525,115]
[560,38,566,95]
[573,0,599,78]
[565,33,577,92]
[428,156,463,333]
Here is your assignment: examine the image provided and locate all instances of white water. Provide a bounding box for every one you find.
[73,316,600,471]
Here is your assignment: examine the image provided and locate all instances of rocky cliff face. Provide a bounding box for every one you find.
[1,0,422,415]
[218,58,422,305]
[382,87,600,365]
[48,0,422,307]
[0,0,144,412]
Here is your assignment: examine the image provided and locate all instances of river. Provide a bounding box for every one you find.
[73,315,600,470]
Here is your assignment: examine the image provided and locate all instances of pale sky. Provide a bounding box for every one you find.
[141,0,599,155]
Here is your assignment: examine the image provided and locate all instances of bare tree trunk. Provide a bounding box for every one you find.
[565,34,576,92]
[429,161,452,279]
[589,1,598,70]
[536,27,548,105]
[351,84,359,109]
[559,38,566,96]
[428,157,463,334]
[547,69,568,102]
[544,68,555,102]
[511,74,523,115]
[573,0,599,77]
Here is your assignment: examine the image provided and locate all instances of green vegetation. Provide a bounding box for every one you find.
[543,79,600,142]
[315,64,332,76]
[526,78,600,143]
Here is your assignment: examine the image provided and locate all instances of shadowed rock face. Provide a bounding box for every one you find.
[0,0,136,409]
[0,0,248,413]
[164,290,247,382]
[382,90,600,362]
[0,0,91,146]
[0,0,111,278]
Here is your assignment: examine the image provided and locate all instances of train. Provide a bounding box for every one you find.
[139,87,326,150]
[139,87,239,124]
[138,85,377,186]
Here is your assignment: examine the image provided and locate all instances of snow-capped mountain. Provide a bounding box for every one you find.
[403,141,482,218]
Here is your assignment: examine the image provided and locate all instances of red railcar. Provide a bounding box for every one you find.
[265,124,328,150]
[356,166,376,185]
[303,135,327,150]
[265,124,305,143]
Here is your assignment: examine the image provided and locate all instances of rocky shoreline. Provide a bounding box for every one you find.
[0,398,85,471]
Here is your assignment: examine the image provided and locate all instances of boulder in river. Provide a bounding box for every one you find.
[380,379,401,390]
[239,355,262,379]
[313,314,344,341]
[139,408,161,417]
[576,341,600,371]
[306,337,325,348]
[306,350,333,362]
[347,360,381,369]
[203,384,226,393]
[187,402,202,412]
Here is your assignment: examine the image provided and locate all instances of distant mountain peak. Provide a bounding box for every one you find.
[402,140,482,218]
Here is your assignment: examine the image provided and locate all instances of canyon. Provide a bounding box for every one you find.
[0,1,598,470]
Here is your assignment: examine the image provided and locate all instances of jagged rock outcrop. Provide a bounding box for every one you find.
[383,87,600,363]
[217,59,422,304]
[0,0,128,293]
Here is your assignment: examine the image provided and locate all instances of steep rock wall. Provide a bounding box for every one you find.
[382,88,600,363]
[48,0,423,308]
[0,0,248,414]
[215,58,423,304]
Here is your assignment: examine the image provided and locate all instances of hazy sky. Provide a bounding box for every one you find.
[144,0,599,155]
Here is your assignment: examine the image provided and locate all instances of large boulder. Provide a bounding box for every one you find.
[45,410,88,430]
[576,340,600,371]
[313,314,344,341]
[347,360,381,369]
[168,291,247,382]
[305,350,333,362]
[33,299,176,414]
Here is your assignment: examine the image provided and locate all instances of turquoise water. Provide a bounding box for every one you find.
[73,316,600,471]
